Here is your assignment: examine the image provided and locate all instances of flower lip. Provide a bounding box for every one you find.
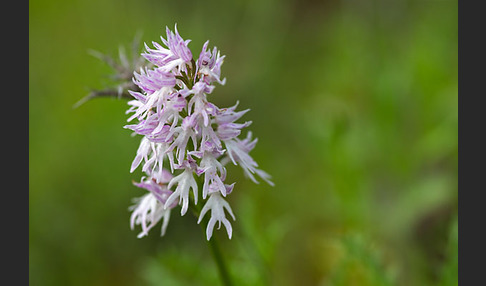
[197,192,236,240]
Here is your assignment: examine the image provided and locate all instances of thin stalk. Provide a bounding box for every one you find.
[206,234,233,286]
[190,193,234,286]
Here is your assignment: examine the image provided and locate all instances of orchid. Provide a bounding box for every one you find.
[125,25,273,240]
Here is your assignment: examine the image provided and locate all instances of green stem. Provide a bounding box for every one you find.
[190,188,233,286]
[207,234,233,286]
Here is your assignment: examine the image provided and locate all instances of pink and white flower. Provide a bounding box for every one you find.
[126,25,272,240]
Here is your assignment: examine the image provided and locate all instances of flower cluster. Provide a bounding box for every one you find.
[127,25,273,240]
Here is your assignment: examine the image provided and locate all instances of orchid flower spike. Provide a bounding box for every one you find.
[126,25,273,240]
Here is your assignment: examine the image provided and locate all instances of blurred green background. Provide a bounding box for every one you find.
[29,0,457,285]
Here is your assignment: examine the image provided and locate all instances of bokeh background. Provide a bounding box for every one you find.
[29,0,457,285]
